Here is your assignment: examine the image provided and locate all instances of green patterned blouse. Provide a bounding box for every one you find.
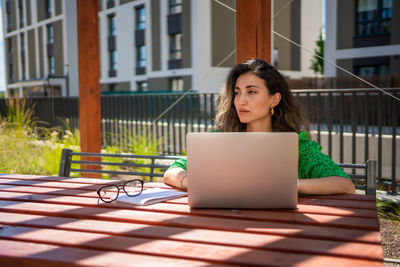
[168,131,349,179]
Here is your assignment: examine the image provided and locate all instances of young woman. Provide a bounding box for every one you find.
[163,59,355,195]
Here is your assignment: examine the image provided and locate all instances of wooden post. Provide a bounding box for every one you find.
[77,0,101,177]
[236,0,271,64]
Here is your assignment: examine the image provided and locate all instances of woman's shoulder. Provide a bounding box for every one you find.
[297,131,322,151]
[297,131,309,141]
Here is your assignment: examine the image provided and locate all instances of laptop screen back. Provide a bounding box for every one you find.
[187,132,298,209]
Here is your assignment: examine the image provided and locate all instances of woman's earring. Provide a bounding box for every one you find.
[271,106,274,116]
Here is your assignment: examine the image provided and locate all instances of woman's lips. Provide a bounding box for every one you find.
[239,109,250,114]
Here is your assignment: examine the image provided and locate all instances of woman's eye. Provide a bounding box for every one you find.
[234,91,239,95]
[249,90,257,94]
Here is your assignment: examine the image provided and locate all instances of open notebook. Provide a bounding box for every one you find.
[117,188,187,206]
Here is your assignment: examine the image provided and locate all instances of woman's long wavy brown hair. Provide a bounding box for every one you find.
[215,59,310,135]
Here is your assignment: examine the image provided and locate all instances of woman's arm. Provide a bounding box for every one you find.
[298,176,355,195]
[163,167,188,190]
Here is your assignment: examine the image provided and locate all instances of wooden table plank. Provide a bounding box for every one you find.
[0,178,101,191]
[0,185,98,198]
[0,174,113,184]
[0,212,383,260]
[0,224,383,266]
[0,199,381,244]
[0,183,379,218]
[170,196,377,209]
[0,239,212,266]
[0,177,378,209]
[303,194,377,202]
[0,191,380,231]
[0,175,169,188]
[0,185,378,219]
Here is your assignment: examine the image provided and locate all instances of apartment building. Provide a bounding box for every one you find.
[2,0,322,97]
[325,0,400,77]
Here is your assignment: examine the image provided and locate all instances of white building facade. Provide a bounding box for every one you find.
[2,0,322,97]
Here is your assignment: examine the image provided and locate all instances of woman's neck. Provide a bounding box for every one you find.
[246,120,273,132]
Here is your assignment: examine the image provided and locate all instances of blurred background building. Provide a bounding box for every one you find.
[1,0,322,97]
[324,0,399,85]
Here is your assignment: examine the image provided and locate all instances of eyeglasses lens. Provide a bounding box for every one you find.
[99,185,119,202]
[124,180,142,196]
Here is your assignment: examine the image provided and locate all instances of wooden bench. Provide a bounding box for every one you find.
[58,148,181,181]
[59,149,377,195]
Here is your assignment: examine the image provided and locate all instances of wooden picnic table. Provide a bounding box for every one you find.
[0,174,383,266]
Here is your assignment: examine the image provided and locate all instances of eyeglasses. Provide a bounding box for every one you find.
[97,179,144,203]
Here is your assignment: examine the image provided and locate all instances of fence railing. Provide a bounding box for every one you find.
[0,88,398,193]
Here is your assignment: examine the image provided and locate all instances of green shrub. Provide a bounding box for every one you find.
[0,99,166,180]
[377,200,400,223]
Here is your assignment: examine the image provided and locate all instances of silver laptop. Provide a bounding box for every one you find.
[187,132,298,209]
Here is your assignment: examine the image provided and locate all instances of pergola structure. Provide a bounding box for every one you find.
[77,0,272,163]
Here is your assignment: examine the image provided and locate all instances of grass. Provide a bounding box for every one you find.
[0,99,164,179]
[0,99,75,175]
[377,200,400,223]
[0,98,50,174]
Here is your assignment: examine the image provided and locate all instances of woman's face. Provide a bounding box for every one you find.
[234,73,279,131]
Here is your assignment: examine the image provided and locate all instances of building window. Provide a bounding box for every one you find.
[46,0,52,18]
[356,64,390,76]
[7,14,12,32]
[137,81,148,92]
[47,25,54,44]
[169,0,182,14]
[135,6,146,74]
[108,14,116,37]
[7,38,14,82]
[135,6,146,30]
[18,0,24,28]
[6,0,12,32]
[20,33,25,52]
[47,24,54,75]
[107,0,115,9]
[357,0,392,36]
[109,51,117,73]
[21,62,26,79]
[273,48,279,68]
[170,78,184,91]
[108,14,117,77]
[136,45,146,69]
[169,33,182,60]
[49,56,55,75]
[20,33,26,79]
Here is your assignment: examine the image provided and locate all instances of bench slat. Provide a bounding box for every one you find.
[70,168,164,177]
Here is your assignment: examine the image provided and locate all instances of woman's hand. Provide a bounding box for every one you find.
[163,167,188,190]
[298,176,355,195]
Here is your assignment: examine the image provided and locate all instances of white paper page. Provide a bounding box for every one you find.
[117,188,187,206]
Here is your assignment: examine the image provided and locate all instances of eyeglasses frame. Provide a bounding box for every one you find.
[96,179,144,203]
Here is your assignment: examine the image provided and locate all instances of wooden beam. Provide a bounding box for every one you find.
[77,0,101,177]
[236,0,271,64]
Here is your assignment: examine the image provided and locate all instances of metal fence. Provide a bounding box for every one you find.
[0,88,398,192]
